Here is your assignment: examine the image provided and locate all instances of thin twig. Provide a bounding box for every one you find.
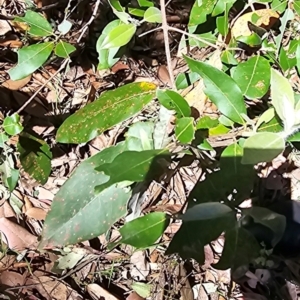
[16,59,70,115]
[76,0,102,43]
[167,26,220,49]
[160,0,175,89]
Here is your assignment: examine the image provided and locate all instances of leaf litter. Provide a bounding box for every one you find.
[0,0,299,299]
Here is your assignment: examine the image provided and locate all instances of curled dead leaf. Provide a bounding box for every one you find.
[0,217,38,250]
[231,9,280,39]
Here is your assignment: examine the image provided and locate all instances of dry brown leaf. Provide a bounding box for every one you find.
[231,9,280,39]
[0,270,26,287]
[12,90,48,118]
[25,207,47,220]
[0,217,38,250]
[126,292,145,300]
[130,251,150,281]
[0,19,11,35]
[0,201,15,218]
[2,75,31,90]
[26,275,80,300]
[157,65,171,86]
[86,283,121,300]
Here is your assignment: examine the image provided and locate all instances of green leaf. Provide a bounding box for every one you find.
[271,68,295,130]
[118,212,168,248]
[125,121,154,151]
[175,72,201,89]
[8,42,54,80]
[296,44,300,74]
[242,132,285,164]
[57,82,156,144]
[166,211,236,264]
[242,207,286,247]
[96,20,124,70]
[131,282,151,298]
[179,202,232,222]
[16,10,53,37]
[175,117,195,144]
[0,162,19,192]
[95,149,170,192]
[3,114,23,135]
[17,132,52,185]
[279,47,296,71]
[188,0,215,27]
[138,0,154,7]
[232,56,270,99]
[143,7,162,23]
[221,50,238,65]
[213,227,261,271]
[54,41,76,58]
[184,55,246,124]
[196,116,219,129]
[257,116,282,133]
[237,32,262,47]
[156,89,191,118]
[128,7,146,17]
[0,133,9,148]
[39,143,131,249]
[99,23,136,49]
[256,107,275,130]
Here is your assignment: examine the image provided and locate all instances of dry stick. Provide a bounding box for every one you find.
[16,59,70,115]
[76,0,102,43]
[160,0,175,89]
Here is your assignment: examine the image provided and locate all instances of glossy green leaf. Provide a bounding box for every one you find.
[9,42,54,80]
[218,115,234,127]
[256,107,275,130]
[125,121,154,151]
[209,123,230,135]
[257,116,282,133]
[271,68,295,130]
[189,0,215,27]
[16,10,53,37]
[96,20,123,70]
[175,117,195,144]
[185,56,246,124]
[128,7,146,17]
[109,0,130,23]
[39,143,131,249]
[54,41,76,58]
[196,116,219,129]
[118,212,168,248]
[221,50,238,65]
[156,89,191,118]
[143,7,162,23]
[232,56,270,99]
[17,132,52,185]
[175,72,200,90]
[279,47,296,71]
[179,202,232,222]
[99,23,136,49]
[57,82,156,144]
[138,0,154,6]
[3,114,23,136]
[237,32,262,47]
[95,149,170,192]
[242,132,285,164]
[0,133,8,148]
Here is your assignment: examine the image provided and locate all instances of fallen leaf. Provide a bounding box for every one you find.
[25,207,47,220]
[0,270,26,287]
[126,292,145,300]
[0,217,38,250]
[232,9,280,39]
[87,283,121,300]
[0,19,11,35]
[130,251,150,281]
[2,75,31,90]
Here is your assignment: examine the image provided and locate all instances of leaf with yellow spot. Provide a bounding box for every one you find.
[231,9,280,39]
[57,82,157,144]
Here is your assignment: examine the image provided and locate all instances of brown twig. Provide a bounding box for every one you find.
[16,59,70,115]
[160,0,175,89]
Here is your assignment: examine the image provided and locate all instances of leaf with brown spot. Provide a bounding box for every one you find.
[39,143,131,249]
[56,82,157,144]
